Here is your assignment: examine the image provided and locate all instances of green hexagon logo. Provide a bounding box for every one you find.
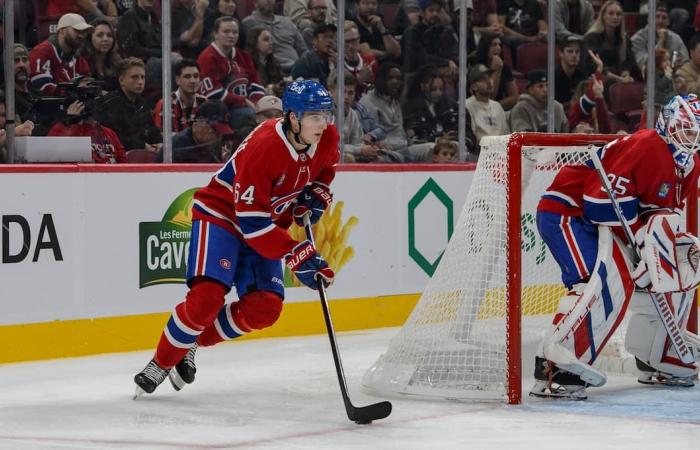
[408,178,454,276]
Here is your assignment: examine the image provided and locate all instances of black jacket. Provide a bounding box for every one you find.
[94,89,162,150]
[117,5,162,60]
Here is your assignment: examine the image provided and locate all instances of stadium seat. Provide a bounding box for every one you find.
[516,43,548,74]
[126,149,159,163]
[238,0,256,20]
[380,2,400,30]
[608,81,645,115]
[515,76,528,94]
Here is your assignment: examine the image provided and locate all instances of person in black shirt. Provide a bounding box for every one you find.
[554,36,587,110]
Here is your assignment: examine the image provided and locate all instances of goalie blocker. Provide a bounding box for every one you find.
[532,220,700,400]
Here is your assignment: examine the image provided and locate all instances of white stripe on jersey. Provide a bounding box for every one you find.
[244,223,276,239]
[236,211,271,217]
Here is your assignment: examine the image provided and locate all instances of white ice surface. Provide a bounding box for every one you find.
[0,327,699,450]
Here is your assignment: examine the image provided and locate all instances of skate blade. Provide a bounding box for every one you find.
[638,378,695,388]
[529,390,587,401]
[133,385,147,400]
[169,369,185,391]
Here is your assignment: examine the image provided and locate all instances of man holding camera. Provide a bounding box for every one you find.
[46,78,128,164]
[29,13,92,95]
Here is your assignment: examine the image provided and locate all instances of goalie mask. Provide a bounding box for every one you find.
[656,94,700,169]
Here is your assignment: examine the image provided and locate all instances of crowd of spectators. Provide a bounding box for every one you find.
[3,0,700,164]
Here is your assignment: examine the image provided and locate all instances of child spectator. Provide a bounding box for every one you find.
[431,137,458,163]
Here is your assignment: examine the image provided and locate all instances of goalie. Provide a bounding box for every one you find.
[532,95,700,400]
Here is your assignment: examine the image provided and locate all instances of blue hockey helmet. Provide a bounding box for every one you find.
[282,80,335,115]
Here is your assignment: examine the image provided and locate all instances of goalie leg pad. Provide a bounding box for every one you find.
[625,291,699,380]
[541,227,636,387]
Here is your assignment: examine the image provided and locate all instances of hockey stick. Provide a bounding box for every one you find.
[587,146,694,364]
[303,217,392,424]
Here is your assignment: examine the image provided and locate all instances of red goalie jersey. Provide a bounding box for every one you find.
[192,119,340,260]
[538,129,700,240]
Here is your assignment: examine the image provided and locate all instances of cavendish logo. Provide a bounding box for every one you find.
[658,182,671,199]
[138,188,197,288]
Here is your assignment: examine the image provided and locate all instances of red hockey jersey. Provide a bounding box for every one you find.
[538,129,700,239]
[192,119,340,259]
[197,43,265,108]
[48,121,128,164]
[29,38,90,95]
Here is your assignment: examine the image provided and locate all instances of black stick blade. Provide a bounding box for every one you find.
[350,401,392,424]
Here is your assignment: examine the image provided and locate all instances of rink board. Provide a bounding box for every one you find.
[0,164,472,363]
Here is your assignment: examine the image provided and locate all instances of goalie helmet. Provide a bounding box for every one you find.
[656,94,700,169]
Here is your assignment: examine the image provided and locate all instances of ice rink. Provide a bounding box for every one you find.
[1,327,699,450]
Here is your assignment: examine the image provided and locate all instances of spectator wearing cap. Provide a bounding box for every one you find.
[157,101,235,163]
[465,64,508,155]
[509,69,568,133]
[286,0,337,33]
[241,0,309,74]
[13,44,43,126]
[117,0,163,62]
[344,20,377,99]
[291,23,337,87]
[298,0,337,49]
[254,95,283,123]
[94,57,163,151]
[553,0,594,42]
[402,0,459,79]
[29,13,92,95]
[154,59,207,133]
[631,3,688,74]
[46,0,119,25]
[353,0,402,62]
[497,0,547,55]
[554,36,588,109]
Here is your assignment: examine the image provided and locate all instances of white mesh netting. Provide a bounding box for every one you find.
[363,134,637,402]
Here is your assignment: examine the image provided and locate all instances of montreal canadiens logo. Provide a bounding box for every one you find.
[220,258,232,270]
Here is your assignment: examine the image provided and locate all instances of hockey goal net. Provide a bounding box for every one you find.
[363,133,699,404]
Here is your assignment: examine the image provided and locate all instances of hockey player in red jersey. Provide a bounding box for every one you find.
[134,80,339,396]
[532,94,700,400]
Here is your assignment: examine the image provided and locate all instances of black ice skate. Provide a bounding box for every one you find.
[635,358,695,387]
[529,356,589,400]
[169,344,197,391]
[134,359,170,399]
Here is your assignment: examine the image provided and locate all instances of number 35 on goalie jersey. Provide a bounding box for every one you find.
[539,129,700,239]
[191,119,340,260]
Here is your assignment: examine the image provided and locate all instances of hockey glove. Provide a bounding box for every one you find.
[285,240,335,290]
[293,182,333,226]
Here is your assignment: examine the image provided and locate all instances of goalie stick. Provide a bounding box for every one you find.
[303,217,393,424]
[587,146,695,365]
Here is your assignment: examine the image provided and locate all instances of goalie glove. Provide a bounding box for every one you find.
[293,182,333,226]
[285,240,335,290]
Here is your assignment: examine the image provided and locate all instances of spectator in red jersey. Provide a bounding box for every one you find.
[29,13,92,95]
[153,59,207,132]
[198,16,264,134]
[47,0,119,25]
[567,73,611,134]
[245,26,285,98]
[81,19,122,92]
[94,57,163,151]
[47,78,127,163]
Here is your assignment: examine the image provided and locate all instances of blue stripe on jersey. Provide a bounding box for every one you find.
[583,197,638,224]
[238,215,273,235]
[166,316,199,345]
[598,262,614,319]
[215,159,236,187]
[217,306,242,339]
